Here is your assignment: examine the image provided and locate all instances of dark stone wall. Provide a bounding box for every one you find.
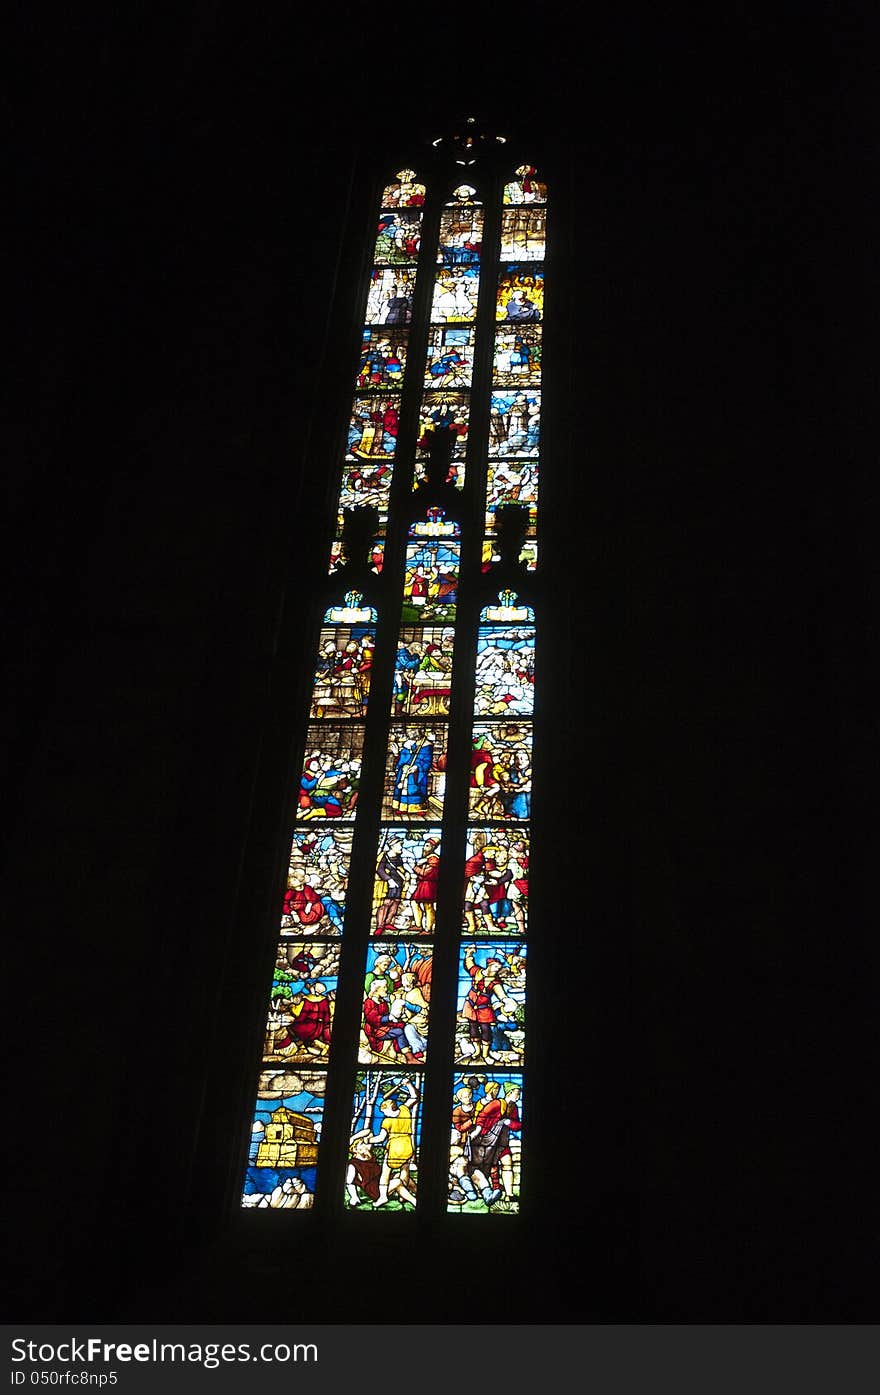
[5,9,877,1322]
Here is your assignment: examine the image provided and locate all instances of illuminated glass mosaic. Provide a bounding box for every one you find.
[283,829,353,935]
[360,940,434,1063]
[437,197,483,265]
[345,1072,423,1210]
[365,268,418,325]
[484,460,539,534]
[492,326,542,387]
[499,207,546,260]
[298,726,364,821]
[463,828,530,937]
[424,324,476,388]
[242,1071,326,1209]
[372,827,444,934]
[374,209,422,264]
[263,941,340,1066]
[481,538,539,572]
[469,724,532,821]
[417,392,470,456]
[503,164,547,204]
[358,328,408,389]
[381,169,426,208]
[496,266,544,323]
[474,621,536,716]
[455,941,526,1069]
[401,538,460,624]
[346,394,401,461]
[430,265,481,322]
[448,1073,523,1214]
[243,156,549,1221]
[382,723,449,821]
[338,459,393,530]
[392,627,455,717]
[488,390,541,456]
[310,596,376,720]
[330,537,385,575]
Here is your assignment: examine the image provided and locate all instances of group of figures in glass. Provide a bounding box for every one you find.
[279,821,530,943]
[244,1069,523,1216]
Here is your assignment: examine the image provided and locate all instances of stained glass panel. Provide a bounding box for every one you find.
[374,209,422,264]
[417,392,470,456]
[392,626,455,717]
[345,1071,423,1210]
[382,723,449,820]
[423,324,476,388]
[337,460,393,530]
[360,939,434,1063]
[474,621,536,716]
[372,826,444,934]
[358,328,408,389]
[485,460,539,534]
[310,628,375,720]
[437,203,484,264]
[469,723,532,821]
[409,509,461,539]
[401,539,460,623]
[499,207,547,260]
[430,265,481,322]
[244,154,548,1220]
[463,827,530,937]
[496,266,544,323]
[502,164,547,204]
[346,394,401,460]
[448,1072,523,1215]
[298,726,364,821]
[365,268,418,325]
[242,1070,326,1208]
[282,829,353,935]
[492,325,543,387]
[329,537,385,574]
[413,457,464,489]
[263,941,341,1065]
[455,941,526,1068]
[481,538,539,572]
[488,390,541,456]
[381,169,426,208]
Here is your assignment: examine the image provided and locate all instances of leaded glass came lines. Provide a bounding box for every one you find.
[242,153,547,1221]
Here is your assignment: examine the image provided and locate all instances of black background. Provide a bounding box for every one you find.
[4,6,877,1322]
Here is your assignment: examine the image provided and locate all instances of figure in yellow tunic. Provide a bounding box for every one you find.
[372,1081,419,1209]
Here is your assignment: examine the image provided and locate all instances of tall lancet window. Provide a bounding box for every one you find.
[240,131,547,1218]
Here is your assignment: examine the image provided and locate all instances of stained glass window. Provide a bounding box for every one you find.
[241,140,547,1219]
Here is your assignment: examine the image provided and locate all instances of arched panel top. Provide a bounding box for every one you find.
[323,592,378,624]
[409,508,461,539]
[381,168,427,209]
[480,590,535,623]
[447,184,480,204]
[503,164,548,205]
